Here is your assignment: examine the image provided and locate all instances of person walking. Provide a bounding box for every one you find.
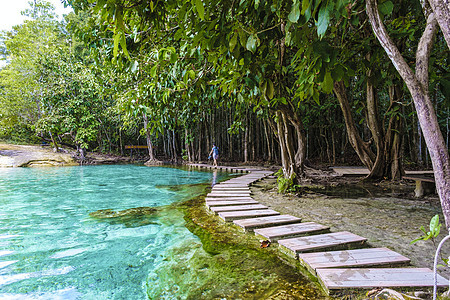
[209,143,219,168]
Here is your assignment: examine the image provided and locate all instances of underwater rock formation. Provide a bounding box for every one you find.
[89,207,157,218]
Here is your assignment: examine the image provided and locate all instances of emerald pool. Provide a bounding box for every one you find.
[0,165,228,299]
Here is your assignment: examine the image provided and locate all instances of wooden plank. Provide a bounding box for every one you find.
[209,189,250,194]
[403,175,435,182]
[124,145,148,149]
[212,186,250,190]
[254,222,330,242]
[205,196,254,201]
[331,167,369,177]
[278,232,367,257]
[218,209,279,222]
[316,268,448,295]
[233,215,302,232]
[207,193,251,197]
[298,248,410,275]
[210,204,268,213]
[206,200,259,207]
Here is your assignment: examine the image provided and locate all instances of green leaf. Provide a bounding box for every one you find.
[301,0,310,15]
[238,29,247,47]
[379,1,394,16]
[246,34,259,53]
[195,0,205,20]
[288,2,300,23]
[170,51,178,63]
[188,70,196,80]
[316,3,332,38]
[312,90,319,104]
[113,33,120,58]
[322,71,333,93]
[229,33,238,52]
[119,33,130,58]
[150,65,158,77]
[331,65,345,81]
[430,214,441,236]
[285,31,292,47]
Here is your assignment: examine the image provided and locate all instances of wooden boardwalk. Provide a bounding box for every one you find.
[298,248,410,274]
[189,163,449,295]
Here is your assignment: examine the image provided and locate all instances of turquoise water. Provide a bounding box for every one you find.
[0,165,226,299]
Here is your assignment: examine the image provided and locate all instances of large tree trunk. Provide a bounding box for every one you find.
[283,107,306,176]
[142,113,156,161]
[333,80,376,169]
[427,0,450,48]
[143,113,161,165]
[366,69,386,180]
[276,110,299,184]
[367,0,450,228]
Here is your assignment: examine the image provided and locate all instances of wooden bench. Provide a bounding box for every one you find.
[124,145,148,149]
[403,175,435,197]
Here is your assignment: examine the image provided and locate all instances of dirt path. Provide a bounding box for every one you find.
[250,176,450,279]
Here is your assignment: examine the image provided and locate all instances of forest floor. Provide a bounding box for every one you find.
[249,166,450,281]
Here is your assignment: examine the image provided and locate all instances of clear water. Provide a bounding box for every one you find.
[0,165,226,299]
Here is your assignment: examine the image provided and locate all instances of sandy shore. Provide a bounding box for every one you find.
[250,176,450,280]
[0,143,132,167]
[0,143,77,167]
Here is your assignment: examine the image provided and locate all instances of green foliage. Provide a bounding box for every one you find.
[275,168,296,194]
[411,214,442,244]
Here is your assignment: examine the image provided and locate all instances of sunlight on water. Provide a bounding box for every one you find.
[0,165,225,299]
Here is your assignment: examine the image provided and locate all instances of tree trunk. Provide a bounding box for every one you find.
[367,0,450,228]
[244,115,249,163]
[283,107,306,176]
[333,80,376,169]
[385,85,405,180]
[427,0,450,48]
[276,110,299,183]
[366,69,386,180]
[142,113,156,161]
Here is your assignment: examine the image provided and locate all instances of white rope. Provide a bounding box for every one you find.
[433,234,450,300]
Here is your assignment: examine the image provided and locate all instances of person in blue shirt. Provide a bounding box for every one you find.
[208,143,219,168]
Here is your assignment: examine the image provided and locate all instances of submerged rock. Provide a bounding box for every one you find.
[89,207,157,218]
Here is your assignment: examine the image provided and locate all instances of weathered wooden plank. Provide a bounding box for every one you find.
[218,209,279,222]
[209,189,250,194]
[233,215,302,232]
[207,193,251,197]
[316,268,448,295]
[213,183,249,187]
[254,222,330,242]
[212,186,250,190]
[205,196,254,201]
[206,200,259,207]
[210,204,268,213]
[298,248,410,275]
[278,232,367,257]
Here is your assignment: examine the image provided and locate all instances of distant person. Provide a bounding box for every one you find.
[208,143,219,168]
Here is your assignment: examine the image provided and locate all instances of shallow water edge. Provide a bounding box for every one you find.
[160,183,329,300]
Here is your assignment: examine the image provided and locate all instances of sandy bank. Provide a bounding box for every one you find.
[0,143,78,167]
[0,143,133,167]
